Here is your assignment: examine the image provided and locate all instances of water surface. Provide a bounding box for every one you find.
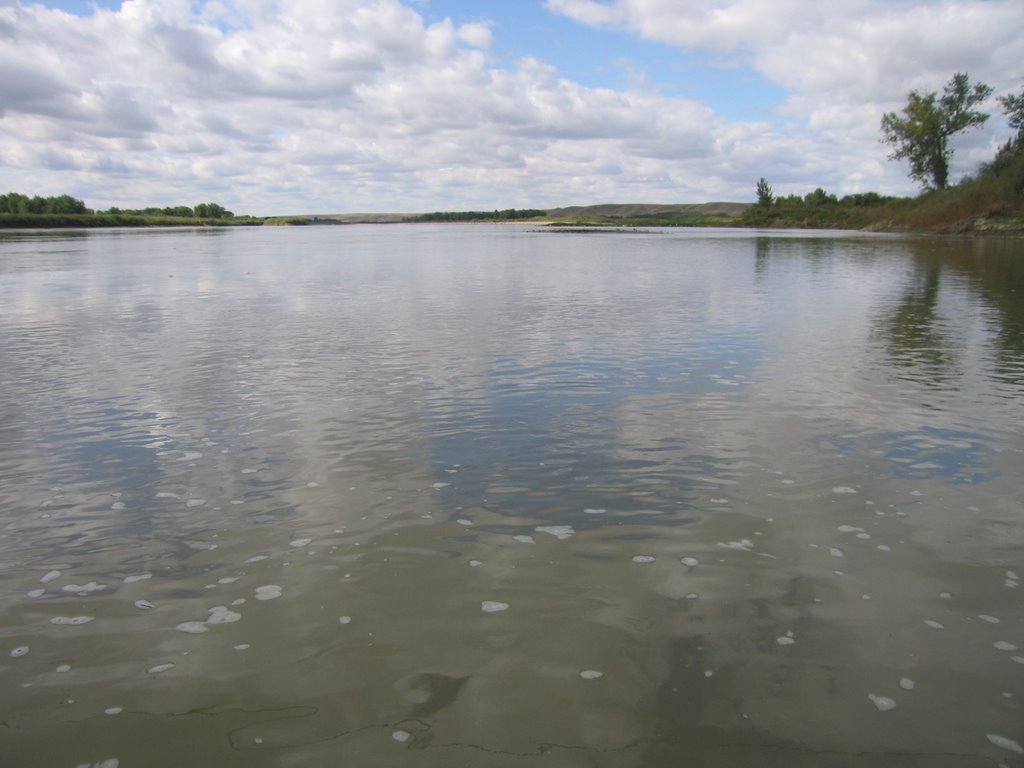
[1,225,1022,767]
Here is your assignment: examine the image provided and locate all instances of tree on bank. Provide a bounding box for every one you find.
[756,177,773,206]
[881,72,992,190]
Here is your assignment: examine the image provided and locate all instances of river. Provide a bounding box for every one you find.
[0,225,1021,767]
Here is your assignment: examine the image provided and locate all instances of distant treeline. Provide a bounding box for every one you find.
[741,186,901,228]
[0,192,259,228]
[405,208,547,222]
[0,192,89,215]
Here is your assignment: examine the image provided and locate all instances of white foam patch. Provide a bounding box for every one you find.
[513,535,535,544]
[289,538,312,548]
[338,616,352,625]
[536,525,574,540]
[255,585,282,601]
[710,498,729,504]
[481,601,509,613]
[994,641,1018,652]
[685,593,699,600]
[432,483,450,489]
[111,502,125,510]
[27,589,45,598]
[245,555,269,563]
[234,644,250,651]
[392,730,412,743]
[776,636,795,646]
[632,555,656,564]
[877,545,891,552]
[41,570,62,584]
[469,560,482,568]
[123,573,152,584]
[584,508,606,515]
[1012,656,1024,664]
[832,487,857,494]
[979,614,1000,624]
[148,663,175,674]
[838,525,864,533]
[62,582,107,594]
[207,606,242,625]
[986,734,1023,754]
[868,694,896,711]
[175,621,209,634]
[900,678,915,690]
[680,557,699,567]
[218,577,239,585]
[829,548,844,558]
[156,492,181,499]
[9,646,29,657]
[185,499,206,508]
[580,670,604,679]
[104,707,122,716]
[134,600,154,610]
[924,620,945,630]
[50,616,94,625]
[717,539,754,551]
[56,664,71,673]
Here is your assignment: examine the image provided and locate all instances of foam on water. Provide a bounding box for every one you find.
[392,730,411,743]
[469,560,482,567]
[40,570,62,584]
[50,616,94,625]
[536,525,574,540]
[717,539,754,551]
[481,601,509,613]
[123,573,152,584]
[134,600,154,610]
[979,614,1000,624]
[56,664,71,673]
[289,538,312,548]
[234,644,251,651]
[513,535,535,544]
[580,670,604,679]
[207,606,242,624]
[245,555,270,563]
[900,678,915,690]
[27,588,45,598]
[832,487,857,494]
[829,548,844,558]
[255,585,282,601]
[338,616,352,624]
[10,646,29,657]
[868,694,896,711]
[583,508,606,515]
[632,555,656,564]
[924,620,945,630]
[986,734,1023,754]
[104,707,122,716]
[175,621,209,634]
[680,557,699,567]
[776,635,795,646]
[62,582,107,594]
[148,663,175,674]
[993,641,1017,652]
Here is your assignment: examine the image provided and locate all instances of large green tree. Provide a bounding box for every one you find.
[880,72,992,190]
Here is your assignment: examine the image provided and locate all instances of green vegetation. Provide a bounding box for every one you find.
[881,72,992,191]
[744,75,1024,232]
[0,194,262,228]
[404,208,547,222]
[547,210,735,227]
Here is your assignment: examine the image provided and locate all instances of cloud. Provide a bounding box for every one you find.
[0,0,1021,212]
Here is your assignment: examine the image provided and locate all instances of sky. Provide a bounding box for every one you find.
[1,0,1022,215]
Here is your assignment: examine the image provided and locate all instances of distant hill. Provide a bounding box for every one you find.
[545,202,750,218]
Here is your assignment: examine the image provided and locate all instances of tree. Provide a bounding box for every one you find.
[880,72,992,190]
[756,177,774,206]
[998,88,1024,145]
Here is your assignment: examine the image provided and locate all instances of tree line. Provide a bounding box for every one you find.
[0,193,236,219]
[405,208,547,222]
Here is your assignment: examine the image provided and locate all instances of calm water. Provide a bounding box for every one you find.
[0,225,1022,767]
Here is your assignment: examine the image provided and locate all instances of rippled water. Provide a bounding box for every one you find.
[1,225,1022,767]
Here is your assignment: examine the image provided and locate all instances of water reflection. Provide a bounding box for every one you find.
[0,226,1021,767]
